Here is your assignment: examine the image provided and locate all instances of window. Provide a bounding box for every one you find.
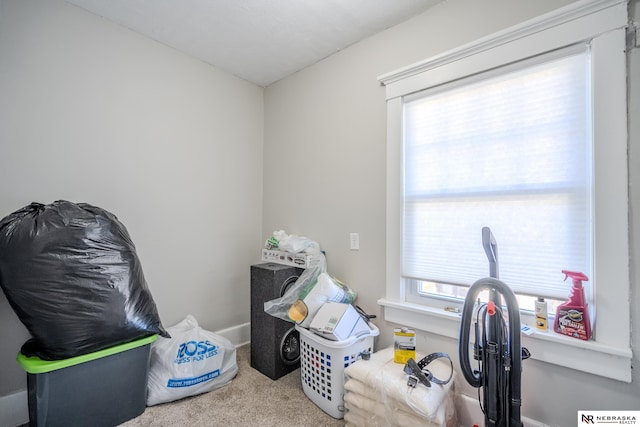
[378,0,631,382]
[402,47,591,308]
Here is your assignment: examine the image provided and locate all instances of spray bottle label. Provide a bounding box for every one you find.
[555,308,588,340]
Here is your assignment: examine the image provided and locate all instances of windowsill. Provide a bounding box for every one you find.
[377,298,632,383]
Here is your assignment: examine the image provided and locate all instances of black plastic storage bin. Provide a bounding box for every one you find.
[17,335,157,427]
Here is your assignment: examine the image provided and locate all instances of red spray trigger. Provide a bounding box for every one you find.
[487,301,496,316]
[562,270,589,286]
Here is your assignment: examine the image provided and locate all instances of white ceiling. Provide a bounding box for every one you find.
[65,0,441,87]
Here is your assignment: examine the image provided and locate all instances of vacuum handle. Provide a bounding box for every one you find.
[482,227,499,279]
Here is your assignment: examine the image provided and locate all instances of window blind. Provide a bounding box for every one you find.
[402,46,591,299]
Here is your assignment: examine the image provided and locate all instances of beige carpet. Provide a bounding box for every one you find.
[119,344,345,427]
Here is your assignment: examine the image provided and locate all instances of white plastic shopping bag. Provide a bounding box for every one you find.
[146,315,238,406]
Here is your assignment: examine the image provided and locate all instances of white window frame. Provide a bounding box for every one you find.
[377,0,632,382]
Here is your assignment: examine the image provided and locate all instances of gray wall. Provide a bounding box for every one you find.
[0,0,263,398]
[263,0,640,426]
[1,0,638,426]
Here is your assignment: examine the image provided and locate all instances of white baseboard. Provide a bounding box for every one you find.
[456,393,546,427]
[0,389,28,427]
[216,321,251,347]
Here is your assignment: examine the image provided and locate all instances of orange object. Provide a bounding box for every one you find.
[487,300,496,316]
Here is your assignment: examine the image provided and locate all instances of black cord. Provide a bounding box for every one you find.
[476,302,512,423]
[493,303,512,425]
[501,307,513,424]
[475,303,486,417]
[497,307,506,424]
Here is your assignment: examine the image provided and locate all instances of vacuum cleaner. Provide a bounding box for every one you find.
[458,227,530,427]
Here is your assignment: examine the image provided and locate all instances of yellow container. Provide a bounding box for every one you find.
[393,328,416,364]
[535,297,548,331]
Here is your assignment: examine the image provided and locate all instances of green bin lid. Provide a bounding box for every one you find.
[17,334,158,374]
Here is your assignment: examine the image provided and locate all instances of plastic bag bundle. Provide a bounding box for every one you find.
[262,231,357,328]
[267,230,321,254]
[288,273,357,328]
[263,255,326,322]
[146,315,238,406]
[0,200,169,360]
[264,252,356,327]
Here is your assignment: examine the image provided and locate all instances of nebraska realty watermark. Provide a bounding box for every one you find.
[579,411,640,425]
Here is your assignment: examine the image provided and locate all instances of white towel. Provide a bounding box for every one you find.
[344,391,443,427]
[343,347,457,427]
[344,347,455,425]
[344,379,440,419]
[344,408,369,427]
[344,404,442,427]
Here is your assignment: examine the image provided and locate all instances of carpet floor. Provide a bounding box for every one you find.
[119,344,345,427]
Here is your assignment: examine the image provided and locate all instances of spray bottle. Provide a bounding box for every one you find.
[553,270,591,340]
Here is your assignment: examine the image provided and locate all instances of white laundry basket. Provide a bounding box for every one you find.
[295,322,379,419]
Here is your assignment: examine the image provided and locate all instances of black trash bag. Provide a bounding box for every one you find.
[0,200,169,360]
